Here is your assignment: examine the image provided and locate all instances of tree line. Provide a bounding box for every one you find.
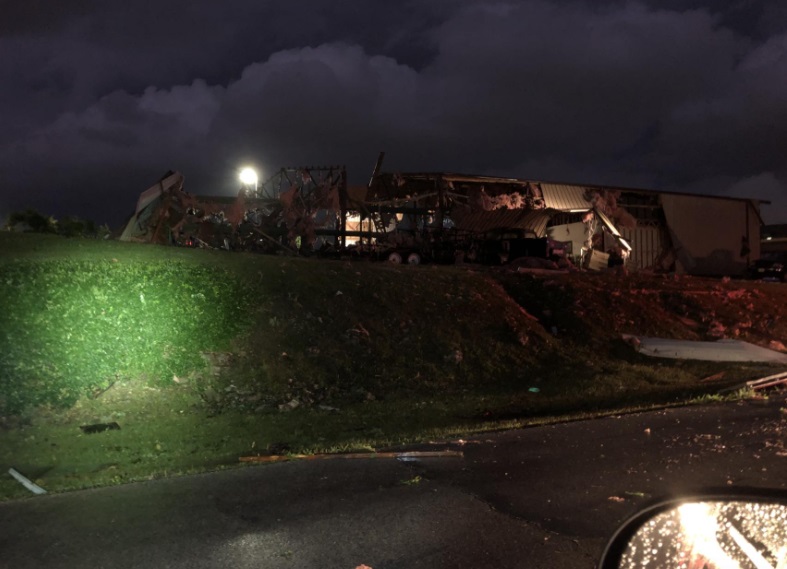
[3,209,111,238]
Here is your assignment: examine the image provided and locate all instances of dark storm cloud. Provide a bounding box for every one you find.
[2,1,444,103]
[0,0,95,35]
[419,3,744,164]
[1,0,786,225]
[651,0,787,38]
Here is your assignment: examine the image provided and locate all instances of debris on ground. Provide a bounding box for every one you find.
[79,422,121,434]
[278,399,300,412]
[239,450,463,463]
[746,371,787,391]
[719,370,787,394]
[400,475,423,486]
[770,340,787,352]
[621,336,787,364]
[8,468,46,495]
[700,372,727,383]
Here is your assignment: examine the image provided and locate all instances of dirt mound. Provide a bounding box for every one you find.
[493,271,787,354]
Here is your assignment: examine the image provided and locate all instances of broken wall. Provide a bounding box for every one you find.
[547,222,587,263]
[120,172,185,242]
[620,226,670,271]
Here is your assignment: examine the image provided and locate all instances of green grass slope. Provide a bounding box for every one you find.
[0,233,782,499]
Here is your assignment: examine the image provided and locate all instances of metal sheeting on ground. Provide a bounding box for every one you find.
[539,183,591,211]
[623,335,787,363]
[450,208,554,236]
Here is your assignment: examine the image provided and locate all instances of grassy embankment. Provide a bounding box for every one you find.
[1,232,784,500]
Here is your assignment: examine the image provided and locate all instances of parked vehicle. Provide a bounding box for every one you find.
[749,252,787,282]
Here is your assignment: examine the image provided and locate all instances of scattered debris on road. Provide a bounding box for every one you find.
[400,475,423,486]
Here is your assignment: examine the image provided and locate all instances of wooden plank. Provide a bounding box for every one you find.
[720,370,787,394]
[747,371,787,390]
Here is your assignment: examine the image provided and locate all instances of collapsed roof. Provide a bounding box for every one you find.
[119,158,764,275]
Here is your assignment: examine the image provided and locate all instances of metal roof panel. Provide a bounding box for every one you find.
[449,208,554,236]
[539,183,591,211]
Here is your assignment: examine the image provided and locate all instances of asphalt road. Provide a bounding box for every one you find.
[1,394,786,569]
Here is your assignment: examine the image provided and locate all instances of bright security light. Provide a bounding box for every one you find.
[239,167,258,186]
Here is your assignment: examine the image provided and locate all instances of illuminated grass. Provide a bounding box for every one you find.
[0,258,253,414]
[1,233,783,500]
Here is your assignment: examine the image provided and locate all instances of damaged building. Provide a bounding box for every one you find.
[120,157,766,276]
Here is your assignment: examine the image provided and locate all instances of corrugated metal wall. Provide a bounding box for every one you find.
[620,226,669,271]
[661,195,753,275]
[539,183,591,211]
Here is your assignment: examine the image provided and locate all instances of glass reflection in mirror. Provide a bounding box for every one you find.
[619,501,787,569]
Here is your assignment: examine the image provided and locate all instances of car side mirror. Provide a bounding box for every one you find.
[599,490,787,569]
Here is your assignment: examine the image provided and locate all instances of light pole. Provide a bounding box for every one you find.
[239,167,258,195]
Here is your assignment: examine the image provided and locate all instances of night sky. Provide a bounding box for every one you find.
[1,0,786,227]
